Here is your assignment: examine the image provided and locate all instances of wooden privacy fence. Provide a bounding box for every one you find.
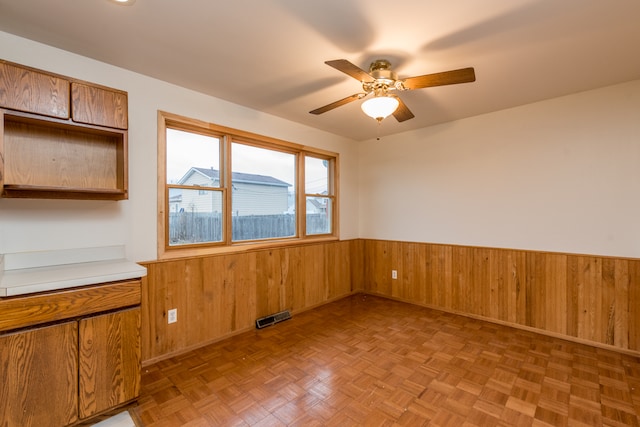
[169,213,329,244]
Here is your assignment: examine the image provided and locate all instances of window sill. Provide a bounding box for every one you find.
[156,235,339,261]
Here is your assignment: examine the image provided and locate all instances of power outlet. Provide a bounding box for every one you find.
[167,308,177,324]
[392,270,398,280]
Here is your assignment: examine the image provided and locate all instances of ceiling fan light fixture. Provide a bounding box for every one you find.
[361,95,399,122]
[109,0,136,5]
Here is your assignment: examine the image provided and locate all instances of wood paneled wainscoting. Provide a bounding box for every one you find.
[362,239,640,355]
[140,240,364,364]
[140,239,640,364]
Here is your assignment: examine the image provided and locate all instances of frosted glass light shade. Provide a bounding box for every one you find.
[361,96,399,121]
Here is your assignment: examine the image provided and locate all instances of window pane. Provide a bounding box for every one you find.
[166,128,220,185]
[305,156,329,194]
[306,197,331,235]
[231,143,295,241]
[168,188,223,245]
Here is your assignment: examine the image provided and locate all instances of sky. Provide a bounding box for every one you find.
[166,128,328,194]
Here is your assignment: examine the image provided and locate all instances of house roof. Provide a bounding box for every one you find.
[179,167,290,188]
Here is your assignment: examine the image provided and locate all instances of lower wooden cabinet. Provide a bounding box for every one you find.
[79,307,141,419]
[0,322,79,427]
[0,281,141,427]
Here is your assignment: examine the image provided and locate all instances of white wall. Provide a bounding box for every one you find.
[358,79,640,258]
[3,31,639,261]
[0,32,359,262]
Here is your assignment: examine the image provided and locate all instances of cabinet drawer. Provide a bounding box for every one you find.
[72,82,128,129]
[0,60,70,119]
[0,280,141,332]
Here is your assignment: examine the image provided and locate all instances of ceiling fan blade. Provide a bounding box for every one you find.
[309,93,366,115]
[392,97,415,122]
[325,59,375,83]
[402,67,476,90]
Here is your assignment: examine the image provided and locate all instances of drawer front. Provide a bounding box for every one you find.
[0,280,141,332]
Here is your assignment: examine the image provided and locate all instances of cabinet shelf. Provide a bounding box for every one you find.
[1,110,128,200]
[1,184,127,200]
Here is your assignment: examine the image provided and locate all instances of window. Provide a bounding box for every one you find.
[166,128,223,246]
[231,142,296,241]
[158,111,338,258]
[305,156,333,236]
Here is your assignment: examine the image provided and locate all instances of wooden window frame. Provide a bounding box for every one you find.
[157,111,339,260]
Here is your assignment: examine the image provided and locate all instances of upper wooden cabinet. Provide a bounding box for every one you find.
[0,60,70,119]
[0,59,129,200]
[72,82,128,130]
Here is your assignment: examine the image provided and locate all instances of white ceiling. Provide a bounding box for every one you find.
[1,0,639,141]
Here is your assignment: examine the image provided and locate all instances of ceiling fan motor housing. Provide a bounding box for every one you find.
[369,60,397,83]
[363,59,399,94]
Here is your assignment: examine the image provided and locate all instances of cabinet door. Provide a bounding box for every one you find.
[0,61,70,119]
[78,307,141,419]
[71,82,128,129]
[0,322,78,427]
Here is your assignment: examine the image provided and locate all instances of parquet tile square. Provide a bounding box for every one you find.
[132,294,640,426]
[444,388,477,417]
[534,405,568,426]
[505,395,537,417]
[500,406,535,426]
[457,378,485,397]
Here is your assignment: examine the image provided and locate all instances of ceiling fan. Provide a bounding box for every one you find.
[310,59,476,122]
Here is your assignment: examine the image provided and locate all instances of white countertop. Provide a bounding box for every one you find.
[0,246,147,297]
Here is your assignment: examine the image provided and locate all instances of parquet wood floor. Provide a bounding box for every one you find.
[131,294,640,426]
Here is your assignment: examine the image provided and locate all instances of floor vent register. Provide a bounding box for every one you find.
[255,310,291,329]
